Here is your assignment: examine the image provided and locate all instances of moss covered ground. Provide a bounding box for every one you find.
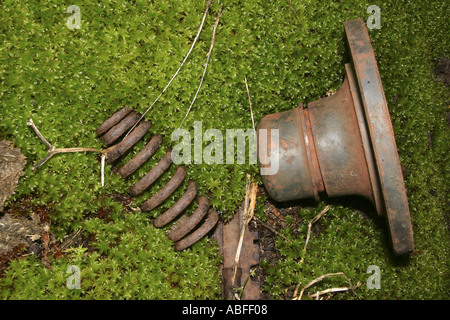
[0,0,448,299]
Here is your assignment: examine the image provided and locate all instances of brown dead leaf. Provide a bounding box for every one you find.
[41,228,53,272]
[0,140,27,212]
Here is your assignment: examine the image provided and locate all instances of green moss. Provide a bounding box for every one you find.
[0,0,448,299]
[1,209,222,299]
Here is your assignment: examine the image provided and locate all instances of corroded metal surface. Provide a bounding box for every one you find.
[308,76,374,202]
[168,195,209,242]
[257,18,414,255]
[105,120,151,164]
[128,149,173,197]
[257,103,319,202]
[98,108,218,251]
[101,111,142,146]
[117,135,162,179]
[97,107,131,137]
[345,63,384,217]
[174,209,219,252]
[344,18,414,254]
[141,165,187,212]
[153,180,198,228]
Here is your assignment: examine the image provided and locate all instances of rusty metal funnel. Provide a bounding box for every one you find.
[257,18,414,255]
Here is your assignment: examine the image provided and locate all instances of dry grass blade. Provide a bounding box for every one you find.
[246,183,258,224]
[253,216,290,241]
[310,281,362,300]
[179,7,222,129]
[231,175,250,287]
[124,0,213,137]
[231,174,257,288]
[244,76,256,137]
[311,287,352,300]
[300,204,331,264]
[293,282,302,299]
[294,272,349,300]
[100,153,106,187]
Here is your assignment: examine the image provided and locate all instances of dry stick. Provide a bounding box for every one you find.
[293,272,357,300]
[178,7,222,129]
[296,272,347,300]
[124,0,213,138]
[246,183,257,224]
[310,281,362,300]
[293,282,302,299]
[232,78,258,295]
[28,119,52,149]
[27,119,103,170]
[231,176,251,288]
[231,175,257,295]
[291,206,358,300]
[311,287,352,300]
[100,153,106,187]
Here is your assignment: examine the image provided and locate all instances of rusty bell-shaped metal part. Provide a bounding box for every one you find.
[257,18,414,255]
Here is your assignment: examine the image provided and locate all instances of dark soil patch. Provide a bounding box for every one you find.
[1,196,53,256]
[249,186,304,300]
[88,193,134,222]
[0,196,54,276]
[433,57,450,129]
[434,57,450,87]
[0,193,133,278]
[0,245,26,278]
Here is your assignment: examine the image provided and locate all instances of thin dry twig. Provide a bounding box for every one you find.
[100,153,106,187]
[231,175,251,286]
[27,119,102,170]
[125,0,213,137]
[310,281,362,300]
[231,174,257,289]
[179,7,222,129]
[294,272,350,300]
[300,204,331,264]
[293,282,302,299]
[28,119,52,149]
[253,216,290,242]
[285,0,300,21]
[244,76,256,137]
[246,183,258,224]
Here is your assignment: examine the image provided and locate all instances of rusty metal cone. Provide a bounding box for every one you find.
[257,18,414,255]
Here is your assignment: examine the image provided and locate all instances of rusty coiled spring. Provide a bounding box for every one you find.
[97,107,219,251]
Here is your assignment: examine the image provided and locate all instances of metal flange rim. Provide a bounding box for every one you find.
[344,18,414,255]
